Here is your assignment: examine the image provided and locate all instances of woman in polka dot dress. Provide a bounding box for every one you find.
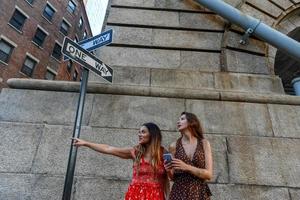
[165,112,213,200]
[73,122,169,200]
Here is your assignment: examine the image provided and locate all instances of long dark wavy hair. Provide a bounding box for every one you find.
[134,122,162,173]
[181,111,204,139]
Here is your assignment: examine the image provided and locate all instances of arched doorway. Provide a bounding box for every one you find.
[274,27,300,95]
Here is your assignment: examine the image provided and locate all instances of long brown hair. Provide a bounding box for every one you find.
[181,111,204,139]
[134,122,162,173]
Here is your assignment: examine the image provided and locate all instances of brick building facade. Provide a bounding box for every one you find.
[0,0,92,88]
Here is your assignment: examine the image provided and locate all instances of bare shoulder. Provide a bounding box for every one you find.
[202,138,211,150]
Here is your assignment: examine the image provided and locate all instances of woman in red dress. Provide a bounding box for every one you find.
[73,122,168,200]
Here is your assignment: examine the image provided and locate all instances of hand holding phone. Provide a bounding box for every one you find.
[163,153,173,164]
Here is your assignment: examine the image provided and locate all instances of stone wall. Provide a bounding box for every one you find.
[1,79,300,199]
[1,0,300,199]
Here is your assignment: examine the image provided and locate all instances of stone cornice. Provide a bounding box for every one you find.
[7,78,300,105]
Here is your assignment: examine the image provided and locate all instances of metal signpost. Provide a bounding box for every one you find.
[61,31,113,200]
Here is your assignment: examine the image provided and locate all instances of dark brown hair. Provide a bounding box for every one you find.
[134,122,162,173]
[181,111,204,139]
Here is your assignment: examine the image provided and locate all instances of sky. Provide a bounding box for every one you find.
[85,0,109,36]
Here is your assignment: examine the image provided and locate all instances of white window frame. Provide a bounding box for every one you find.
[42,2,57,23]
[67,0,77,14]
[0,35,17,65]
[20,53,39,77]
[0,35,18,48]
[25,0,35,6]
[15,6,30,19]
[37,25,49,35]
[46,66,58,75]
[25,52,40,63]
[60,18,72,36]
[62,17,72,28]
[45,66,58,80]
[32,26,48,47]
[45,1,57,12]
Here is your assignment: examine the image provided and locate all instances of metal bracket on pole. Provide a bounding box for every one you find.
[239,20,261,45]
[240,28,253,45]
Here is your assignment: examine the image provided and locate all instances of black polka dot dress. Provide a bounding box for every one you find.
[169,138,212,200]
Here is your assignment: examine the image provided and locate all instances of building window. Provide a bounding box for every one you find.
[9,9,27,31]
[67,1,76,14]
[67,60,73,73]
[73,70,78,81]
[0,40,14,63]
[32,28,47,46]
[83,30,87,39]
[43,4,55,21]
[21,56,37,77]
[52,43,62,60]
[60,20,70,36]
[45,69,56,80]
[26,0,34,4]
[78,17,83,29]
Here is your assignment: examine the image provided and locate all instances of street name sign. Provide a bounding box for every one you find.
[63,29,113,61]
[62,37,113,83]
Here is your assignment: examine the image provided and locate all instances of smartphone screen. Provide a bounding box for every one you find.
[163,153,172,163]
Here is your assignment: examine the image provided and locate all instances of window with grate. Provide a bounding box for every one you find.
[43,4,55,21]
[26,0,34,4]
[32,28,47,46]
[45,69,56,80]
[67,1,76,14]
[21,56,37,77]
[0,40,14,63]
[60,20,70,36]
[52,43,62,60]
[9,9,27,31]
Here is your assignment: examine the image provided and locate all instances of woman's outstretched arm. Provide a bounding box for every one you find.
[73,138,133,159]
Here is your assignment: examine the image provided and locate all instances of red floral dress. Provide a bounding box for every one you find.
[125,154,166,200]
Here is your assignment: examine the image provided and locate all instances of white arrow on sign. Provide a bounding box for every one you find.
[62,37,113,83]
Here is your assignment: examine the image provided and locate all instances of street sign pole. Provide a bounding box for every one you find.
[62,68,89,200]
[61,30,113,200]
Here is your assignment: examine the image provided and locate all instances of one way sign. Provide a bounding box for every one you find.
[62,37,113,83]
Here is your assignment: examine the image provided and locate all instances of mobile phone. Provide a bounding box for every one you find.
[163,153,173,163]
